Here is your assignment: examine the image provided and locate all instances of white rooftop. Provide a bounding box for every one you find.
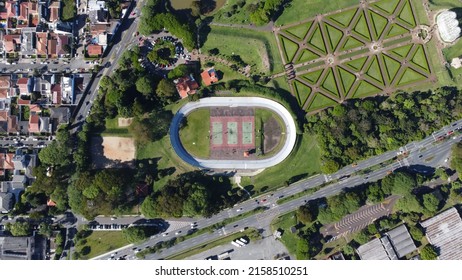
[437,10,461,43]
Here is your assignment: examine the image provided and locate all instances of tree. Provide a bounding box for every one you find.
[140,196,157,218]
[409,225,423,242]
[353,231,369,245]
[207,48,219,56]
[122,226,150,243]
[391,172,416,195]
[422,193,440,213]
[135,76,154,96]
[321,159,340,174]
[297,205,313,224]
[420,244,438,260]
[183,184,211,217]
[156,79,177,104]
[38,223,53,237]
[295,238,310,260]
[394,195,423,214]
[6,221,31,236]
[190,1,201,17]
[167,64,190,80]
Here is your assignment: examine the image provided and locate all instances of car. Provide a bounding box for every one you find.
[236,208,242,212]
[447,130,454,135]
[162,232,168,237]
[135,249,141,253]
[419,155,423,158]
[175,231,181,235]
[110,217,116,220]
[445,158,449,162]
[261,199,267,203]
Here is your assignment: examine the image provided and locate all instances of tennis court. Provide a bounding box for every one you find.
[227,122,238,145]
[212,122,223,145]
[242,122,253,145]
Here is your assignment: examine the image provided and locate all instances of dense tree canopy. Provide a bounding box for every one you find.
[420,244,438,260]
[6,221,31,236]
[306,88,462,172]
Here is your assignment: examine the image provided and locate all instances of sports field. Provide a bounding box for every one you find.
[275,0,436,113]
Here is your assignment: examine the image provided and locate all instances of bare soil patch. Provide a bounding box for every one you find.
[263,116,282,153]
[118,117,133,127]
[91,136,135,169]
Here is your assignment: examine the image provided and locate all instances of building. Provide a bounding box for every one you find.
[3,34,21,53]
[175,75,199,99]
[437,10,461,43]
[385,224,417,258]
[0,192,14,213]
[0,235,45,260]
[420,207,462,260]
[50,107,70,132]
[87,44,103,57]
[357,224,417,260]
[201,68,219,86]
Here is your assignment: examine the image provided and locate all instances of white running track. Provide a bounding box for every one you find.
[169,97,297,169]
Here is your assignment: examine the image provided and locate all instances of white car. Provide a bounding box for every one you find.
[175,231,181,235]
[162,232,168,237]
[236,208,243,212]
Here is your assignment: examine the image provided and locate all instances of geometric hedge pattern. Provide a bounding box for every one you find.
[276,0,433,113]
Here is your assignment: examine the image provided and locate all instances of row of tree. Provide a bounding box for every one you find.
[305,87,462,173]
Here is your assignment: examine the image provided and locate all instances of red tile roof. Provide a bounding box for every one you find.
[3,34,21,52]
[0,111,7,122]
[29,114,40,133]
[175,76,199,99]
[36,32,48,56]
[201,68,219,86]
[51,84,61,104]
[87,44,103,56]
[49,2,60,22]
[7,115,18,133]
[0,76,11,89]
[29,104,41,113]
[17,98,31,105]
[17,77,29,95]
[0,89,8,99]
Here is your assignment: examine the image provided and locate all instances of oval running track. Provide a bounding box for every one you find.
[170,97,297,170]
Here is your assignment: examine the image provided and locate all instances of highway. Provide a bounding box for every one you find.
[93,119,462,260]
[170,97,297,169]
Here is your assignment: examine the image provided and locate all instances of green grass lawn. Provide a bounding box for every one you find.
[411,0,430,25]
[321,69,340,97]
[270,212,301,257]
[137,135,197,191]
[170,0,226,12]
[338,67,356,94]
[102,117,131,137]
[307,94,337,112]
[293,80,312,107]
[202,26,283,74]
[212,0,260,23]
[276,0,359,26]
[352,12,372,41]
[207,62,248,84]
[397,67,427,86]
[76,231,129,260]
[397,0,416,27]
[241,134,321,194]
[270,76,291,93]
[285,22,313,40]
[328,8,357,27]
[308,26,327,54]
[280,36,299,62]
[179,109,210,159]
[325,24,343,51]
[442,38,462,62]
[383,54,402,82]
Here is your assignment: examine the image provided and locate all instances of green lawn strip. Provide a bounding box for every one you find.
[270,76,291,93]
[352,11,372,41]
[284,21,313,40]
[338,48,369,60]
[103,117,130,136]
[307,93,338,112]
[293,80,312,107]
[295,49,320,64]
[397,67,427,86]
[338,67,356,94]
[327,8,358,27]
[389,44,413,58]
[75,231,129,260]
[280,36,299,62]
[345,56,368,71]
[321,68,340,98]
[277,185,323,205]
[276,0,358,26]
[410,0,430,25]
[369,10,388,40]
[385,24,409,39]
[179,109,210,159]
[365,55,385,85]
[397,0,417,27]
[428,0,461,9]
[166,228,261,260]
[300,69,324,84]
[325,23,343,51]
[241,134,321,193]
[442,36,462,61]
[307,24,327,54]
[371,0,400,14]
[296,61,325,72]
[352,80,381,98]
[410,45,431,73]
[270,212,305,257]
[427,40,454,87]
[209,62,249,83]
[202,26,284,74]
[340,36,364,51]
[383,54,402,82]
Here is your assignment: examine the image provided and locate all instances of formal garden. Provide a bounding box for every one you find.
[275,0,434,113]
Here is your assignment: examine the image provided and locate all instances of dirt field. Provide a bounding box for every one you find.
[263,116,282,153]
[118,117,133,127]
[91,136,135,169]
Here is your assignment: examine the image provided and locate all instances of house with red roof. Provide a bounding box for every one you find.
[201,68,219,86]
[16,78,29,95]
[87,44,103,57]
[28,114,40,134]
[36,32,48,57]
[174,75,199,99]
[3,34,21,53]
[49,1,60,22]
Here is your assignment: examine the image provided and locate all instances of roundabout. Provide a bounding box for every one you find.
[170,97,297,170]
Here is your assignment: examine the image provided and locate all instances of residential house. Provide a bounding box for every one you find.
[28,114,39,133]
[174,75,199,99]
[36,32,48,57]
[3,34,21,53]
[48,1,60,23]
[49,107,69,132]
[51,83,61,104]
[201,68,219,86]
[19,1,39,27]
[61,76,71,103]
[16,77,29,95]
[39,116,50,133]
[21,28,36,54]
[0,192,14,213]
[87,44,102,57]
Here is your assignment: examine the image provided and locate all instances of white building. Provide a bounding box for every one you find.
[437,10,461,43]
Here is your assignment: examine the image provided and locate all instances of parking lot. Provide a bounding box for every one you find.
[185,235,290,260]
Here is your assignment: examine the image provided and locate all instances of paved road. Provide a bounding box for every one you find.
[92,119,462,260]
[170,97,297,170]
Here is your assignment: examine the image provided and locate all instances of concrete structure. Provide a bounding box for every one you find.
[170,97,297,170]
[0,235,45,260]
[437,11,461,43]
[356,236,398,260]
[421,207,462,260]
